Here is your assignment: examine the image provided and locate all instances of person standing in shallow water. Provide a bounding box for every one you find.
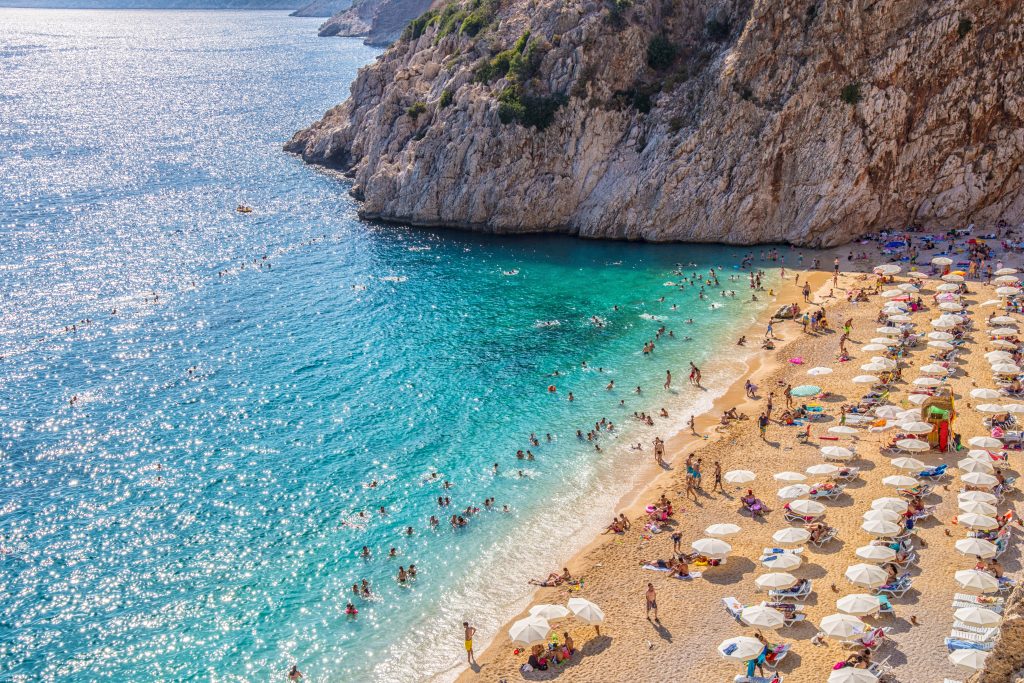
[664,370,671,390]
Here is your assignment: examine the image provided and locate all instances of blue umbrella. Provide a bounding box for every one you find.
[790,385,821,397]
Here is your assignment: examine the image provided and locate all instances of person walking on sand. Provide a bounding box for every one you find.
[784,384,793,409]
[758,412,769,440]
[688,415,696,435]
[766,392,774,419]
[713,460,724,493]
[646,583,659,623]
[463,622,476,664]
[664,370,672,390]
[802,282,811,302]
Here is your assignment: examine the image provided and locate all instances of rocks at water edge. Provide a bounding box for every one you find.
[317,0,436,45]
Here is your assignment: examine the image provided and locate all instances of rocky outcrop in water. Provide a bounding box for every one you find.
[289,0,1024,246]
[291,0,352,17]
[317,0,435,45]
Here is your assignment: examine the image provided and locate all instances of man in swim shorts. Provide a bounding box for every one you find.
[463,621,476,664]
[645,583,659,622]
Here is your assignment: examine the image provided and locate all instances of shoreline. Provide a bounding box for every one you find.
[454,259,842,681]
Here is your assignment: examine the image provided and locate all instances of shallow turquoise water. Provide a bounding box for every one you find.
[0,10,783,681]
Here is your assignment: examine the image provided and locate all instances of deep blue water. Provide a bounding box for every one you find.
[0,10,781,681]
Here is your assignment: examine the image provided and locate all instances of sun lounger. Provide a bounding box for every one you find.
[950,627,998,643]
[917,464,948,480]
[783,509,822,524]
[834,467,861,481]
[763,643,791,670]
[842,626,892,651]
[768,580,812,602]
[808,485,844,500]
[953,622,999,637]
[809,527,838,547]
[891,551,918,568]
[762,547,804,557]
[908,506,936,523]
[953,593,1005,607]
[733,676,782,683]
[945,637,995,652]
[874,575,912,598]
[877,595,895,616]
[723,596,743,622]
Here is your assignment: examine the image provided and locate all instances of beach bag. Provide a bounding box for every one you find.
[520,664,534,673]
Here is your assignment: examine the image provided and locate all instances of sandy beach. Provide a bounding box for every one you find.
[458,234,1024,683]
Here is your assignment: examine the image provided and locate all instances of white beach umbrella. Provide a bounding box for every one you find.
[958,499,997,516]
[990,329,1020,338]
[985,350,1014,361]
[976,403,1006,413]
[772,527,810,545]
[898,283,919,293]
[874,405,903,419]
[928,340,955,350]
[861,343,889,352]
[899,421,934,434]
[958,513,999,531]
[788,499,826,516]
[995,268,1019,276]
[852,375,880,385]
[855,544,896,563]
[718,636,765,662]
[919,364,949,375]
[828,668,880,683]
[931,319,959,329]
[936,283,961,292]
[907,271,927,279]
[895,408,920,421]
[948,649,991,672]
[566,597,604,624]
[890,457,926,471]
[861,520,901,538]
[962,472,999,488]
[777,484,811,500]
[870,337,899,345]
[876,326,902,335]
[960,491,998,504]
[912,377,942,387]
[509,616,551,645]
[692,538,732,557]
[807,366,833,376]
[928,331,955,341]
[959,458,995,474]
[990,315,1017,324]
[860,362,890,373]
[863,508,901,523]
[953,606,1002,628]
[993,339,1018,349]
[955,537,999,559]
[887,314,912,323]
[837,594,882,616]
[872,497,909,513]
[740,605,786,629]
[895,438,930,452]
[992,362,1021,374]
[529,604,571,621]
[994,275,1020,285]
[971,388,1003,399]
[966,449,1000,461]
[954,569,1000,594]
[821,446,855,460]
[755,572,797,591]
[1005,403,1024,413]
[982,299,1005,306]
[943,274,965,283]
[774,471,807,482]
[807,463,840,477]
[881,289,904,299]
[907,393,929,406]
[844,414,875,425]
[845,563,888,588]
[939,302,963,312]
[969,436,1004,449]
[828,426,858,436]
[820,613,868,638]
[705,523,742,538]
[724,470,756,484]
[881,475,918,488]
[869,356,898,368]
[762,552,802,571]
[932,256,953,265]
[996,287,1022,297]
[873,264,902,275]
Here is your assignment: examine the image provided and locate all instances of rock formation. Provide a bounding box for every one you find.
[288,0,1024,246]
[317,0,435,45]
[968,583,1024,683]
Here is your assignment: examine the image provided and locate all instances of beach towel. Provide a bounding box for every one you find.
[673,571,702,580]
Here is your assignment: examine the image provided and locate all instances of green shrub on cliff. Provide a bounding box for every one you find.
[840,82,862,105]
[406,101,427,119]
[403,9,438,41]
[957,18,973,39]
[475,32,540,84]
[439,89,454,108]
[646,34,678,71]
[461,0,500,37]
[496,85,566,130]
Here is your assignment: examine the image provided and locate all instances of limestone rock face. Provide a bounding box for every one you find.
[317,0,434,45]
[969,584,1024,683]
[291,0,352,17]
[289,0,1024,246]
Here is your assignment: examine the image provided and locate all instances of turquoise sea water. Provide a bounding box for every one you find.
[0,10,782,682]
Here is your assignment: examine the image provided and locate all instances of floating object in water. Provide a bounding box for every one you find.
[502,269,519,276]
[235,205,253,213]
[379,276,407,283]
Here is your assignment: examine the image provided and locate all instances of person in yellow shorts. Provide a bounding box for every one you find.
[463,621,476,664]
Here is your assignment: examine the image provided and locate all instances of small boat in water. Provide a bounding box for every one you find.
[236,205,253,213]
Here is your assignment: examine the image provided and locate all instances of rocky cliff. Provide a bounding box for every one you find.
[317,0,434,45]
[288,0,1024,246]
[968,583,1024,683]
